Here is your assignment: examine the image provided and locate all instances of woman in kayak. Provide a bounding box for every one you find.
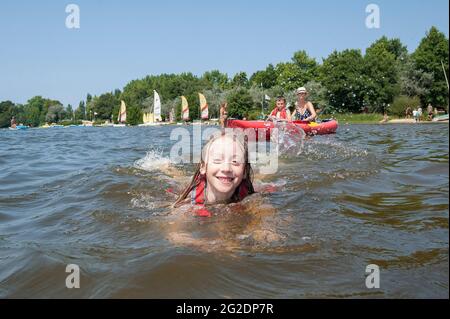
[269,96,291,121]
[173,130,255,208]
[292,87,317,122]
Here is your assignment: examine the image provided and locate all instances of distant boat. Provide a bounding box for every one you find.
[100,120,114,127]
[139,112,154,126]
[181,96,189,122]
[139,91,163,126]
[432,114,449,122]
[199,93,209,120]
[9,125,28,130]
[114,100,127,127]
[154,90,162,122]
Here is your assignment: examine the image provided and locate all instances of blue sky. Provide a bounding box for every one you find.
[0,0,448,107]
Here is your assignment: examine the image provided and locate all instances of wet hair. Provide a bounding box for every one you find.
[173,130,255,207]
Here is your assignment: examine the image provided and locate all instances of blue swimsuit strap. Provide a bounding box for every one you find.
[294,107,311,120]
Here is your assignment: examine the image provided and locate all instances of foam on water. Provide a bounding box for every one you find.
[133,148,171,172]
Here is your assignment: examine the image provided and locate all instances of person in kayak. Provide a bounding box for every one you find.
[269,96,291,121]
[10,116,17,128]
[173,130,255,209]
[292,87,317,122]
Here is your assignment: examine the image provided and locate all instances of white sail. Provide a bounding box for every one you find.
[154,90,162,122]
[118,100,127,123]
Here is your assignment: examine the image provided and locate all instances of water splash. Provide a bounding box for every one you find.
[271,121,306,156]
[133,148,171,172]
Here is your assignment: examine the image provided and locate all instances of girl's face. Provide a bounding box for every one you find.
[200,136,245,203]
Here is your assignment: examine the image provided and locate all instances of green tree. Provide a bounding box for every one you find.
[319,49,367,113]
[126,104,142,125]
[399,56,433,98]
[23,96,49,126]
[75,101,86,120]
[231,72,249,88]
[227,89,255,119]
[0,101,15,128]
[389,95,421,116]
[364,37,401,112]
[202,70,229,90]
[249,64,277,89]
[91,92,119,121]
[275,51,318,91]
[412,26,449,108]
[66,104,74,120]
[45,104,65,123]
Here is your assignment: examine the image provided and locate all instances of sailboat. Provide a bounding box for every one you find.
[139,111,153,126]
[153,90,162,123]
[181,96,190,124]
[199,93,209,121]
[114,100,127,127]
[139,90,162,126]
[192,93,208,125]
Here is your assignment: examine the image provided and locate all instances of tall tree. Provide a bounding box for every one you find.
[364,37,401,112]
[75,101,86,120]
[66,104,74,120]
[319,49,367,113]
[202,70,229,90]
[275,51,318,91]
[249,64,277,89]
[0,101,15,128]
[231,72,249,88]
[412,26,449,108]
[227,89,255,119]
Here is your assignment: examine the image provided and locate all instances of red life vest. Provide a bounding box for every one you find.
[270,107,288,119]
[191,178,249,217]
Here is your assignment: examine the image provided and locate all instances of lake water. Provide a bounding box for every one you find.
[0,123,448,298]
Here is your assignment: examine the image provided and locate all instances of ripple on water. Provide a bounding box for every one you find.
[0,124,448,298]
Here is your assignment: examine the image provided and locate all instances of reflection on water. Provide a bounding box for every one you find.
[0,124,448,298]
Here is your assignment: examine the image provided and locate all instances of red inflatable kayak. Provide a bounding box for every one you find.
[226,119,338,141]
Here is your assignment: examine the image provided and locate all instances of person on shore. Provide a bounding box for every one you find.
[219,102,228,128]
[405,106,412,119]
[269,96,291,121]
[418,107,423,122]
[292,87,317,122]
[413,109,419,123]
[427,104,433,121]
[380,112,389,123]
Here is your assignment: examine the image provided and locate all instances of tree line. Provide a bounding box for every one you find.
[0,27,448,127]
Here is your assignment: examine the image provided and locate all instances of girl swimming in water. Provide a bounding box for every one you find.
[173,130,255,208]
[166,130,286,250]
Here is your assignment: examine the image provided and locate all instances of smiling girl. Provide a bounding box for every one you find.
[174,130,255,208]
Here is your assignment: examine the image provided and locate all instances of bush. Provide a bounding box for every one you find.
[227,89,256,119]
[247,109,264,120]
[389,96,421,116]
